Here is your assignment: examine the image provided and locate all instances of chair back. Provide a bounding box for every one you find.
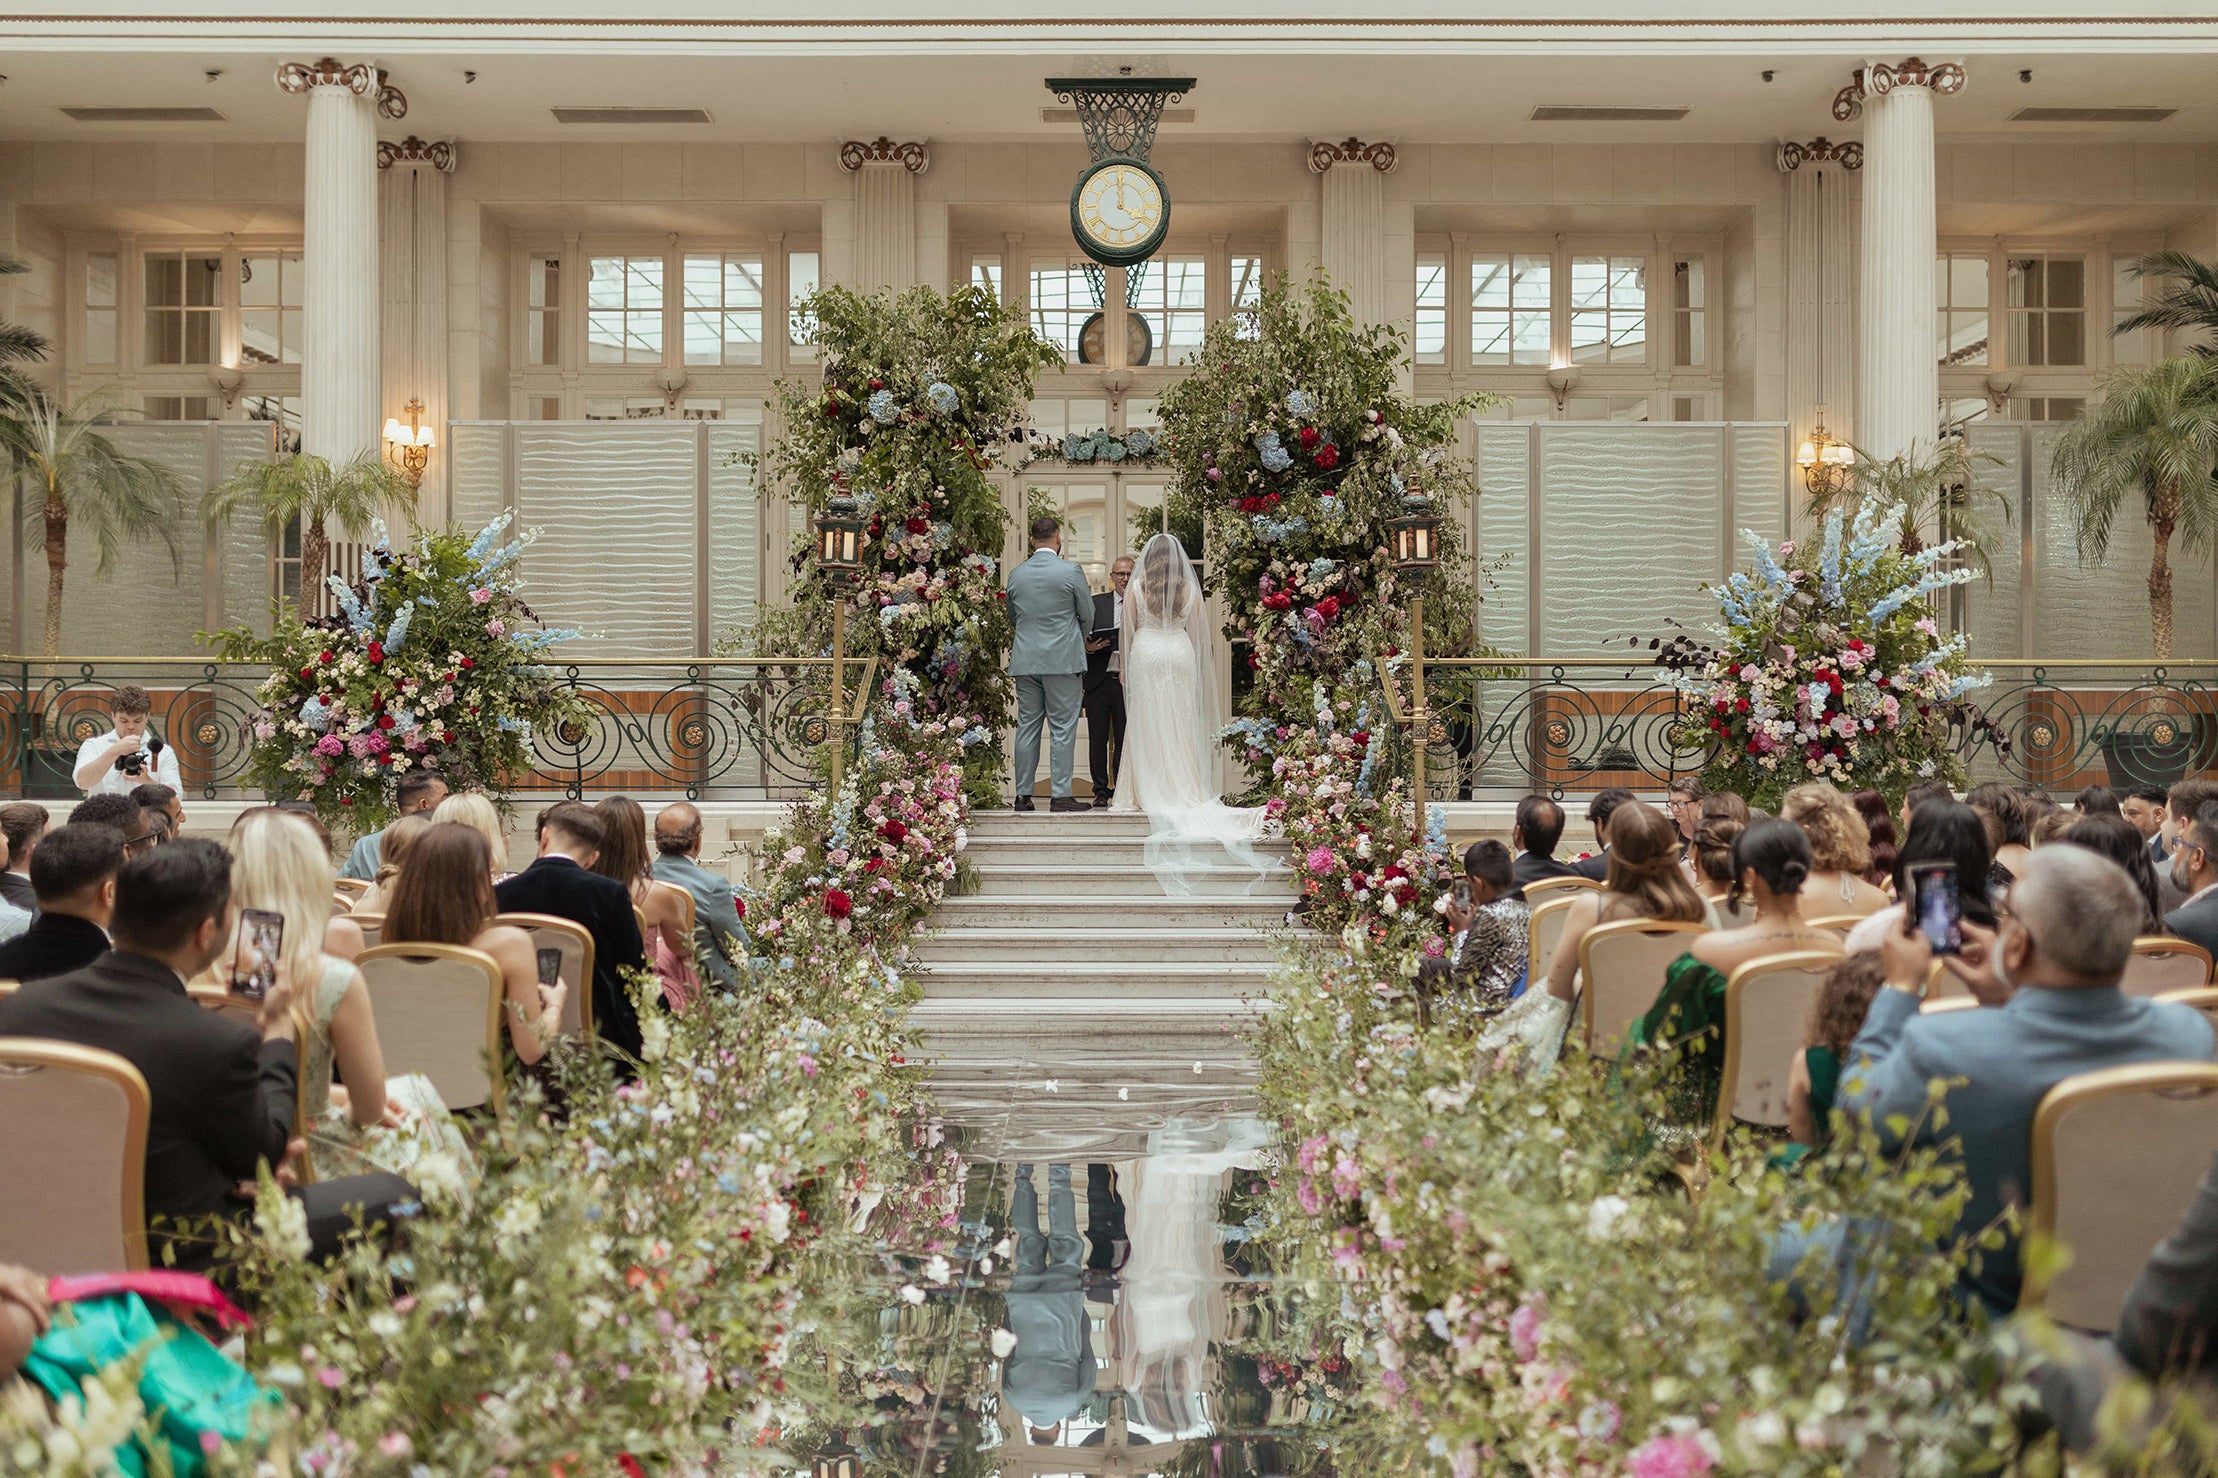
[1523,875,1600,905]
[0,1039,150,1273]
[1925,957,1972,1001]
[494,912,595,1040]
[349,912,384,949]
[354,944,506,1114]
[1526,897,1579,988]
[2122,937,2215,998]
[1804,914,1863,940]
[667,882,697,942]
[2157,987,2218,1035]
[2029,1062,2218,1333]
[1712,950,1842,1149]
[1579,919,1711,1053]
[334,878,372,902]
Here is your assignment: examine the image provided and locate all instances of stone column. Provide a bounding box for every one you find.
[1778,138,1864,476]
[1310,138,1396,326]
[1837,59,1964,465]
[840,137,928,293]
[277,58,403,465]
[378,137,455,518]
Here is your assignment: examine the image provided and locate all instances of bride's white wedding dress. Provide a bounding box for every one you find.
[1112,533,1280,896]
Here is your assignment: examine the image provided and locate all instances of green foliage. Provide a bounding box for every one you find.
[0,254,51,401]
[202,451,416,605]
[1806,436,2011,579]
[2116,250,2218,355]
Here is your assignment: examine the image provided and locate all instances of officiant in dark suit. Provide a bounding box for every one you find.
[1082,555,1134,810]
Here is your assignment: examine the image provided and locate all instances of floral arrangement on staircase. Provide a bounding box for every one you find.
[211,514,591,832]
[1658,501,2003,809]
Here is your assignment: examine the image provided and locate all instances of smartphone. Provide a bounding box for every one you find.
[230,907,284,999]
[535,947,564,988]
[1909,862,1963,956]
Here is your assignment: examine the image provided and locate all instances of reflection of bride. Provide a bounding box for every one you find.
[1112,533,1280,895]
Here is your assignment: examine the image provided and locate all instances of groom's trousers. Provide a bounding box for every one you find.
[1013,672,1083,801]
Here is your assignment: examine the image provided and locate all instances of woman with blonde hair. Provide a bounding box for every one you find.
[1779,781,1890,918]
[431,792,511,881]
[353,812,430,914]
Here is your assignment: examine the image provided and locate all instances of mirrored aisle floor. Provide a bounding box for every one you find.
[794,1026,1337,1478]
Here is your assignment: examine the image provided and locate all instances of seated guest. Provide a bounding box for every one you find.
[0,830,26,944]
[1844,799,2000,954]
[2032,807,2079,849]
[2166,802,2218,960]
[2061,812,2166,935]
[1850,789,1901,894]
[1474,802,1708,1073]
[1690,808,1750,923]
[1571,787,1638,881]
[69,793,140,833]
[1666,777,1707,862]
[386,823,566,1071]
[1833,847,2214,1316]
[495,802,647,1063]
[1899,778,1956,838]
[2020,789,2065,848]
[1784,950,1887,1158]
[0,823,122,983]
[1442,839,1528,1017]
[2077,784,2123,817]
[0,1262,48,1379]
[353,812,430,915]
[1634,817,1842,1122]
[2124,784,2172,865]
[1969,782,2035,880]
[140,808,175,847]
[652,801,751,991]
[129,781,184,835]
[1781,782,1890,918]
[1508,794,1577,900]
[338,771,449,882]
[2160,781,2218,918]
[593,795,698,1011]
[0,840,415,1267]
[431,792,512,881]
[0,801,46,914]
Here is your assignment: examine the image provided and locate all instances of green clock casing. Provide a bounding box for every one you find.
[1069,156,1170,267]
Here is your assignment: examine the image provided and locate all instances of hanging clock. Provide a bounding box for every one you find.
[1078,310,1153,367]
[1070,156,1170,268]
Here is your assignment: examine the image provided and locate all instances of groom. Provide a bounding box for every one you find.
[1006,514,1094,814]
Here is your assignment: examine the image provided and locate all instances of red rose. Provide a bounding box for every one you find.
[823,889,853,919]
[376,713,396,730]
[905,516,930,535]
[340,796,354,807]
[1313,444,1341,470]
[868,377,884,391]
[1297,426,1321,449]
[1735,698,1750,713]
[732,898,745,920]
[299,667,315,680]
[1262,493,1281,510]
[863,856,886,874]
[880,819,909,843]
[1248,653,1260,670]
[1316,596,1341,620]
[367,642,385,664]
[822,400,840,418]
[1261,591,1293,611]
[1239,496,1262,514]
[320,651,335,664]
[459,657,476,670]
[1351,731,1370,749]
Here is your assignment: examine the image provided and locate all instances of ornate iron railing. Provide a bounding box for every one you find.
[6,655,2213,803]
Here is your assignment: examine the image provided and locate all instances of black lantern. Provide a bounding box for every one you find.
[815,494,868,593]
[1386,488,1441,574]
[813,1435,861,1478]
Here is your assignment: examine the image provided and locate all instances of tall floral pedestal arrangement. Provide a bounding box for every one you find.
[213,515,590,833]
[1661,501,2006,811]
[1157,278,1488,939]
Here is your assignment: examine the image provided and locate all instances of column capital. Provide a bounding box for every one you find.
[1776,137,1864,173]
[1833,58,1965,122]
[1308,138,1397,174]
[839,137,929,174]
[275,58,408,120]
[377,136,457,173]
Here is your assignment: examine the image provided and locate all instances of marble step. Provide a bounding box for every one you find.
[931,894,1295,930]
[967,812,1153,840]
[911,925,1283,965]
[915,957,1278,999]
[959,834,1291,864]
[963,861,1299,899]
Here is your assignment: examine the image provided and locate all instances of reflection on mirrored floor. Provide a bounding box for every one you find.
[798,1032,1336,1478]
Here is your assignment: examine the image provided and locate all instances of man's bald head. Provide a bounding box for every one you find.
[655,801,703,857]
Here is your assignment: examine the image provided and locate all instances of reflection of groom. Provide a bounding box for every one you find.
[1082,555,1132,810]
[1007,515,1094,814]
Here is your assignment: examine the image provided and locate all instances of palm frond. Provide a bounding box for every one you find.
[2116,251,2218,349]
[1810,437,2011,577]
[2050,354,2218,566]
[8,385,188,574]
[0,322,49,366]
[204,452,417,542]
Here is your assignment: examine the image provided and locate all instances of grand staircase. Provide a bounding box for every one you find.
[911,809,1300,1056]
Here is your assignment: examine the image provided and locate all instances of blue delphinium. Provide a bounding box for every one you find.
[464,512,513,565]
[926,381,959,415]
[383,603,413,657]
[1425,803,1450,862]
[327,576,374,635]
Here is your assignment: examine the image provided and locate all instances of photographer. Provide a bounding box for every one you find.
[70,684,181,799]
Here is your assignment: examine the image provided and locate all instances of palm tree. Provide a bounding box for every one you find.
[203,452,414,611]
[2116,251,2218,354]
[0,255,51,400]
[2049,354,2218,661]
[1,388,188,657]
[1805,435,2010,577]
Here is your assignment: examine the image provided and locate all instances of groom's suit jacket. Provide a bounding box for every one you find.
[1006,549,1093,677]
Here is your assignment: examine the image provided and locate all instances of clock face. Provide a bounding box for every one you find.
[1072,158,1169,265]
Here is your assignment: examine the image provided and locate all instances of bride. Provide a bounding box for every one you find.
[1112,533,1280,895]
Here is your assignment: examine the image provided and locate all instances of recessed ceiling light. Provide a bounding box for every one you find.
[1531,105,1690,123]
[62,106,226,122]
[2011,106,2175,124]
[551,106,712,125]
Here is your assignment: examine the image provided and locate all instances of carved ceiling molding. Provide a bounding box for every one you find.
[1308,138,1397,174]
[377,136,458,173]
[275,58,409,120]
[1833,57,1966,122]
[839,137,930,174]
[1776,137,1864,173]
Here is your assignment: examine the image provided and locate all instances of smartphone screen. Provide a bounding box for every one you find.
[535,946,564,988]
[230,907,285,999]
[1910,862,1963,956]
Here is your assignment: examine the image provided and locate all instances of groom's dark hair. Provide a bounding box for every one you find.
[1028,515,1061,543]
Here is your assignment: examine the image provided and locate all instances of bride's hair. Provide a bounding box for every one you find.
[1139,537,1188,619]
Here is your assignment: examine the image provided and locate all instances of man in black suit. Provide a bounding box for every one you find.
[0,823,122,984]
[496,801,649,1064]
[1508,795,1578,901]
[0,802,44,915]
[1082,556,1133,809]
[2166,801,2218,960]
[0,840,412,1268]
[1570,788,1637,881]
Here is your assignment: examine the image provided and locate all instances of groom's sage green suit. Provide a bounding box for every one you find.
[1005,547,1094,802]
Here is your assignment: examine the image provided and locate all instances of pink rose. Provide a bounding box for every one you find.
[1508,1296,1545,1362]
[1305,845,1337,875]
[469,587,493,605]
[1628,1434,1714,1478]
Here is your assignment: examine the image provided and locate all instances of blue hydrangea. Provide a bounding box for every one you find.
[868,389,898,424]
[1063,433,1095,463]
[1256,431,1293,473]
[1103,437,1128,463]
[1125,429,1157,456]
[298,696,332,730]
[1285,389,1318,417]
[926,381,959,414]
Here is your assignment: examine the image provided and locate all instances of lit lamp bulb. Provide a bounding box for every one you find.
[382,417,405,446]
[1796,439,1819,469]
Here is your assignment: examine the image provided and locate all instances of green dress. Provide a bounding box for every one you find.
[1768,1046,1843,1170]
[1627,951,1731,1127]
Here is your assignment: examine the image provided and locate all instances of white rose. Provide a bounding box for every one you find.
[1584,1194,1636,1242]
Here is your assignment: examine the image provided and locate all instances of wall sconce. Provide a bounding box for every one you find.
[1544,364,1580,414]
[209,365,244,411]
[1795,405,1855,496]
[1983,370,2021,416]
[382,397,435,488]
[653,367,690,414]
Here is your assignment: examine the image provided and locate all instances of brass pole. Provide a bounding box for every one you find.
[1409,591,1427,851]
[827,594,847,801]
